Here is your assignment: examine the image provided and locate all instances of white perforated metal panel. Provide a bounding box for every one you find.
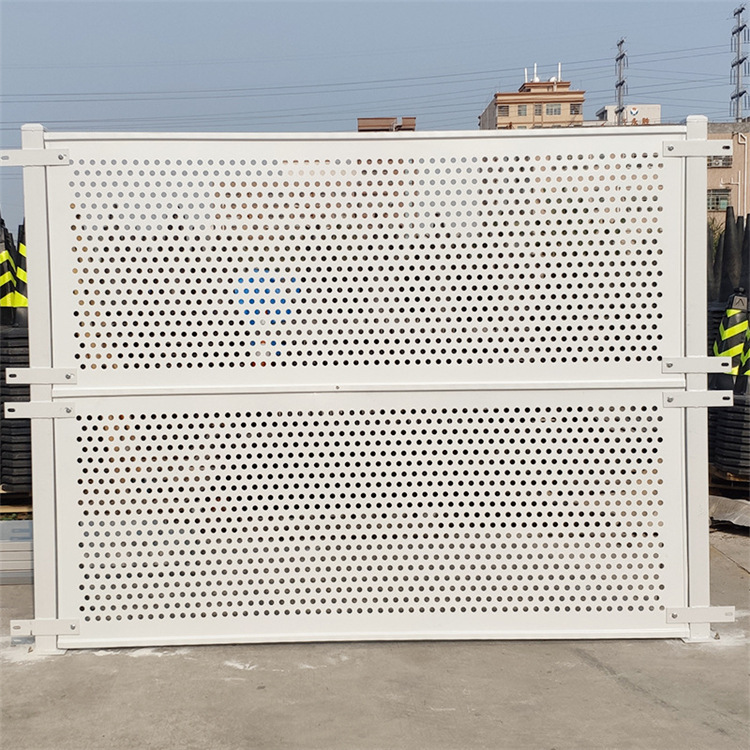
[55,390,686,647]
[17,125,719,648]
[44,131,684,391]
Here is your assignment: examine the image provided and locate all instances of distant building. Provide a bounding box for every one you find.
[357,117,416,132]
[595,104,661,126]
[478,66,585,130]
[707,121,750,225]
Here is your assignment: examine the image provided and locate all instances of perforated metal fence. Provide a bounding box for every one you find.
[50,133,681,390]
[7,120,734,649]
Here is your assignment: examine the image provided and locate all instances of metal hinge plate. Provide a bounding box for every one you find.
[5,368,77,385]
[0,149,71,167]
[663,391,734,408]
[10,619,80,637]
[667,607,735,624]
[663,140,732,158]
[4,402,75,418]
[662,357,733,374]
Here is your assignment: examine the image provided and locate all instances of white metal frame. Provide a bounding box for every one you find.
[22,125,61,653]
[5,119,734,650]
[683,116,715,641]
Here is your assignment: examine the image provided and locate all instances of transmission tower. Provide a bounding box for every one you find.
[615,39,627,126]
[731,5,749,121]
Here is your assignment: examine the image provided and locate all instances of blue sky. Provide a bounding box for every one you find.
[0,0,740,229]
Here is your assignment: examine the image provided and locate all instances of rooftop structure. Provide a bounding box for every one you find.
[479,65,584,130]
[357,117,416,132]
[595,104,661,126]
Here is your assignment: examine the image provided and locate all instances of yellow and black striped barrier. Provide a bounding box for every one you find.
[712,290,749,376]
[13,223,27,308]
[740,326,750,377]
[0,223,16,309]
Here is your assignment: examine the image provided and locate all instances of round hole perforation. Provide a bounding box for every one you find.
[66,148,670,372]
[71,399,669,622]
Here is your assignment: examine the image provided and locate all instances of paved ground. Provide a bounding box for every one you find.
[0,528,748,750]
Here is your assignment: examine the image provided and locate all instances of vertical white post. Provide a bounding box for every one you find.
[683,115,712,642]
[21,124,61,653]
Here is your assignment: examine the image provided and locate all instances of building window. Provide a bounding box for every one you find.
[546,103,561,116]
[534,103,542,116]
[707,189,731,211]
[498,105,510,117]
[570,103,582,116]
[518,104,527,117]
[708,155,733,168]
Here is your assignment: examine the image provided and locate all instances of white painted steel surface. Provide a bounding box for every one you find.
[17,124,720,647]
[682,116,715,641]
[22,124,59,653]
[44,128,684,391]
[55,390,688,648]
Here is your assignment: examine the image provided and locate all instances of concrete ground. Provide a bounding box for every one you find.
[0,528,748,750]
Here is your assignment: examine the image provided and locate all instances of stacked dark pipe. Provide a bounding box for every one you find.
[707,206,750,482]
[0,213,30,493]
[0,328,30,492]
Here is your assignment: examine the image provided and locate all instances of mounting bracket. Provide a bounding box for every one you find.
[663,391,734,408]
[661,357,732,374]
[10,619,80,637]
[6,368,77,385]
[663,140,731,158]
[4,402,76,419]
[666,607,735,624]
[0,149,71,167]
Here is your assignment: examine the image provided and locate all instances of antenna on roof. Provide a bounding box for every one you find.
[533,63,540,83]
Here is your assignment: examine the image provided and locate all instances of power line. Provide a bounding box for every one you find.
[0,38,735,137]
[1,38,726,72]
[0,46,729,103]
[0,79,729,133]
